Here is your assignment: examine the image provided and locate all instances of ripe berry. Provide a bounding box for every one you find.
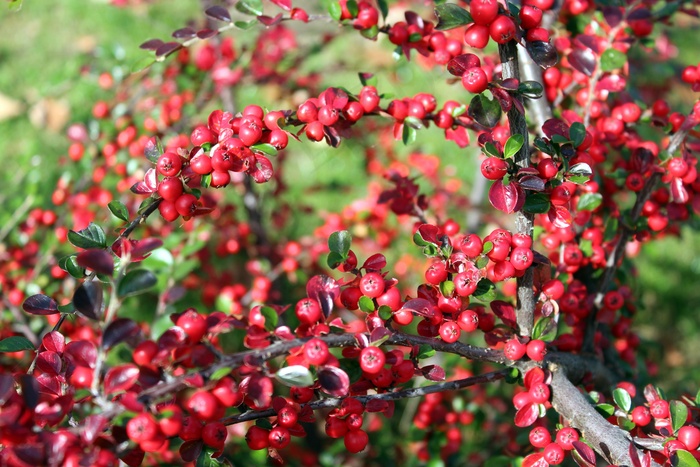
[157,152,182,177]
[556,427,579,450]
[529,426,551,448]
[305,121,325,142]
[304,338,330,366]
[504,338,527,361]
[650,399,670,419]
[157,178,184,202]
[377,286,402,311]
[425,261,448,285]
[457,309,479,332]
[519,5,543,29]
[360,346,386,374]
[543,442,565,465]
[268,426,291,449]
[175,193,198,217]
[325,416,348,438]
[344,429,369,453]
[296,298,323,324]
[464,24,490,49]
[470,0,499,26]
[246,425,270,450]
[176,309,207,343]
[127,414,159,444]
[678,425,700,451]
[526,339,546,361]
[186,390,220,422]
[439,321,461,343]
[277,406,299,428]
[359,272,385,298]
[297,101,318,123]
[133,340,158,366]
[631,406,651,426]
[462,67,489,94]
[202,422,228,448]
[530,382,551,404]
[510,246,534,270]
[454,271,478,297]
[460,234,484,257]
[481,157,509,180]
[489,15,517,44]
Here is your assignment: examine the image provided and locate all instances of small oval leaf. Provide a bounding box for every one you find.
[22,294,59,316]
[117,269,157,298]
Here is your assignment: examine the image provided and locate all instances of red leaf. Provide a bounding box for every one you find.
[643,384,660,402]
[446,53,481,76]
[172,27,196,39]
[445,126,470,148]
[542,118,570,139]
[417,224,440,244]
[421,365,446,381]
[41,331,65,353]
[596,74,626,92]
[519,175,546,192]
[306,275,340,318]
[569,48,596,77]
[112,238,163,262]
[248,154,273,183]
[81,414,108,445]
[22,294,59,315]
[489,179,524,214]
[102,318,140,350]
[179,440,203,463]
[629,443,643,467]
[155,42,182,58]
[490,300,517,328]
[104,363,139,394]
[362,253,386,271]
[269,0,292,10]
[548,205,572,228]
[258,13,283,26]
[523,367,546,390]
[317,366,350,397]
[514,402,539,427]
[65,340,97,368]
[670,177,689,203]
[139,39,164,50]
[36,352,62,375]
[365,399,389,413]
[572,440,596,466]
[400,298,435,318]
[76,249,114,276]
[522,452,549,467]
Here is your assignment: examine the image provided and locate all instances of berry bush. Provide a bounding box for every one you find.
[1,0,700,466]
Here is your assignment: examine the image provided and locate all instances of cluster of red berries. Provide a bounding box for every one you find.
[324,398,370,453]
[388,15,464,65]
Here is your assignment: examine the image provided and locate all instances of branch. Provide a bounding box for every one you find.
[220,369,509,425]
[499,40,535,338]
[549,366,661,467]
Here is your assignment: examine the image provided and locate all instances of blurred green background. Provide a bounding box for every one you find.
[0,0,699,430]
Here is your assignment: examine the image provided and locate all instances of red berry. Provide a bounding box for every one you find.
[176,309,208,343]
[360,346,386,374]
[504,338,527,360]
[175,193,198,217]
[359,272,385,298]
[510,246,534,270]
[157,152,182,177]
[457,309,479,332]
[470,0,499,26]
[460,234,484,257]
[296,298,323,324]
[127,414,159,443]
[246,425,270,450]
[462,67,489,94]
[631,406,651,426]
[439,321,461,343]
[157,177,183,202]
[326,416,348,438]
[678,425,700,451]
[202,422,228,448]
[556,427,579,450]
[304,338,330,366]
[277,406,299,428]
[543,442,565,465]
[268,426,291,449]
[489,15,517,44]
[530,382,551,404]
[344,429,369,453]
[526,339,547,361]
[464,24,490,49]
[186,390,220,422]
[529,426,552,448]
[481,157,509,180]
[650,399,670,419]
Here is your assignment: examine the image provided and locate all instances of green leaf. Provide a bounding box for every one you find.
[475,255,489,269]
[329,230,352,256]
[324,0,342,21]
[617,416,635,431]
[260,306,279,332]
[59,254,85,279]
[551,134,570,144]
[600,48,626,72]
[360,24,379,40]
[613,387,632,413]
[327,251,346,269]
[434,3,473,30]
[108,201,129,222]
[473,278,496,302]
[577,193,602,211]
[235,0,263,16]
[504,134,524,159]
[209,367,232,381]
[670,400,689,434]
[523,193,551,214]
[378,305,393,321]
[376,0,388,18]
[569,122,586,148]
[534,137,554,155]
[234,19,257,30]
[402,123,417,145]
[196,447,223,467]
[672,450,700,467]
[468,93,502,129]
[358,72,377,87]
[440,280,455,298]
[358,295,375,313]
[579,239,593,257]
[418,344,435,359]
[568,175,589,185]
[482,241,493,254]
[531,316,558,341]
[275,365,315,387]
[483,142,500,158]
[404,116,425,130]
[251,143,277,156]
[595,403,615,417]
[0,336,35,352]
[450,104,467,118]
[117,269,157,298]
[518,81,544,98]
[68,223,107,249]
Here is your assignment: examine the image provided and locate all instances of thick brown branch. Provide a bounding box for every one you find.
[549,367,661,467]
[220,369,509,425]
[499,40,535,338]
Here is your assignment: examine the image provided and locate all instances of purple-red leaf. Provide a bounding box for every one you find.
[362,253,387,271]
[400,298,435,318]
[36,351,62,375]
[65,340,97,368]
[318,366,350,397]
[204,5,232,22]
[258,13,283,26]
[76,249,114,276]
[102,318,140,350]
[519,174,546,192]
[306,275,340,318]
[73,281,103,321]
[41,331,65,353]
[446,53,481,76]
[421,365,446,381]
[248,154,273,183]
[490,300,517,328]
[22,294,59,316]
[82,414,107,444]
[139,39,164,50]
[514,402,539,427]
[548,205,573,229]
[179,440,203,463]
[572,440,596,467]
[542,118,570,139]
[104,364,140,395]
[196,29,218,39]
[172,27,196,39]
[569,48,596,77]
[489,180,525,214]
[269,0,292,10]
[155,42,182,58]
